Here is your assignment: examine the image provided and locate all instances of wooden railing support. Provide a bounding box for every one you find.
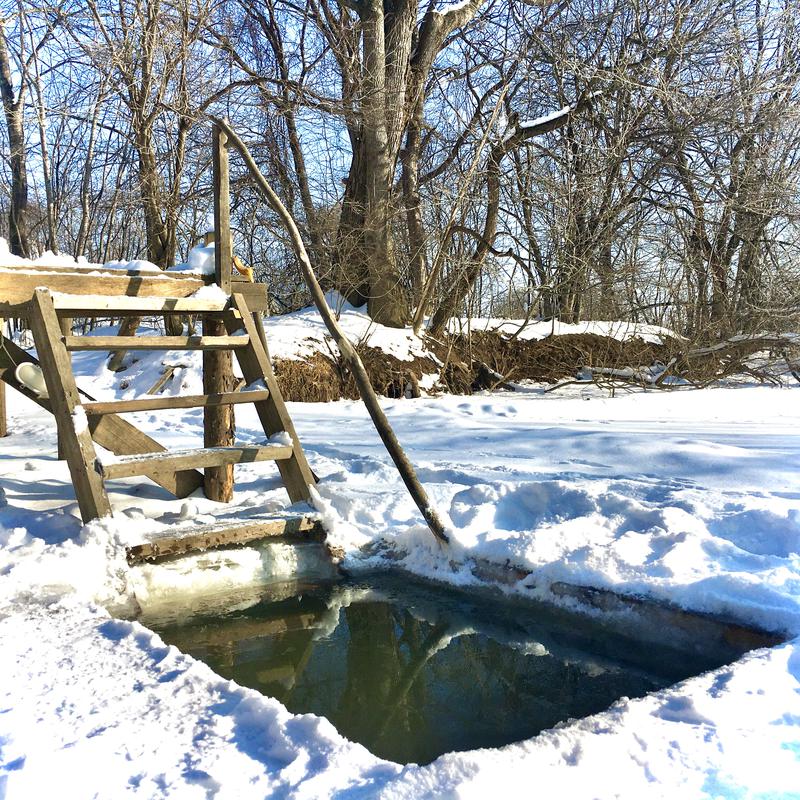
[204,124,236,502]
[0,318,6,437]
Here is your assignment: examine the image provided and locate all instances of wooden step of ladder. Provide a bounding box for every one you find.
[64,334,251,351]
[27,288,317,524]
[100,443,294,479]
[83,389,270,415]
[50,294,235,316]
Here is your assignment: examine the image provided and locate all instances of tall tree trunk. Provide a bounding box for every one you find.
[358,0,406,327]
[135,125,171,268]
[335,137,371,305]
[401,102,428,302]
[30,38,57,253]
[76,85,104,257]
[0,21,31,258]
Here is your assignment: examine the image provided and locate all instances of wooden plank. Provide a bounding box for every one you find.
[65,335,250,351]
[57,317,72,459]
[51,295,232,315]
[0,271,206,312]
[28,288,112,522]
[84,389,270,415]
[89,417,203,498]
[0,262,200,279]
[229,279,269,312]
[213,126,233,295]
[0,373,5,437]
[0,317,8,437]
[227,294,315,503]
[125,516,324,564]
[0,334,203,498]
[145,365,178,395]
[52,285,267,315]
[0,319,5,437]
[101,443,294,480]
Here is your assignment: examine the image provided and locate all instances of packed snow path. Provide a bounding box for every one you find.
[2,381,800,797]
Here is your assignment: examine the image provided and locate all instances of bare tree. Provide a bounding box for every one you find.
[0,4,59,257]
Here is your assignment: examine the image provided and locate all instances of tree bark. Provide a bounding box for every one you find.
[357,0,406,327]
[0,20,31,258]
[401,102,428,301]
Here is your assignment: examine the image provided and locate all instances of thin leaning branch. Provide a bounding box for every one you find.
[210,116,450,546]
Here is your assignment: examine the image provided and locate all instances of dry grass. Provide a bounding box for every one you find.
[273,348,440,402]
[432,331,680,388]
[271,329,792,401]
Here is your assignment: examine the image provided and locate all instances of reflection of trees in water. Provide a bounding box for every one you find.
[336,604,451,761]
[156,586,681,764]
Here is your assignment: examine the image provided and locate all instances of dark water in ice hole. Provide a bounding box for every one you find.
[149,573,763,765]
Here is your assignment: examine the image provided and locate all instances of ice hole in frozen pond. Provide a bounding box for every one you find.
[142,568,781,766]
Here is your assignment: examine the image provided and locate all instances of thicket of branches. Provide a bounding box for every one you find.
[1,0,799,342]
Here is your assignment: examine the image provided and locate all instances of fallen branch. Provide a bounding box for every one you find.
[212,117,449,545]
[686,332,800,358]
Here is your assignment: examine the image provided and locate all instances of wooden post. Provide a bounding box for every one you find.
[28,289,112,522]
[227,294,315,503]
[0,318,6,437]
[204,124,235,502]
[213,125,232,295]
[57,316,72,459]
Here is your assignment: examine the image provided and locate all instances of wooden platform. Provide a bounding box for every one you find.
[100,443,295,479]
[0,264,268,314]
[125,516,325,565]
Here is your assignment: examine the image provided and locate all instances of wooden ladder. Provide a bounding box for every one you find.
[27,287,316,525]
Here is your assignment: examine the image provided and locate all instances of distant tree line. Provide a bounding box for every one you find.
[1,0,798,340]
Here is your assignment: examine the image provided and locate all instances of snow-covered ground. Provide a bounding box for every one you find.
[2,298,800,797]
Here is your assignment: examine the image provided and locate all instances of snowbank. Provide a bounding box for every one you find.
[448,316,679,345]
[0,236,159,272]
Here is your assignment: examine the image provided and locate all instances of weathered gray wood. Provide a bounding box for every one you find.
[101,443,293,480]
[227,294,315,503]
[57,316,73,459]
[145,365,178,395]
[207,125,236,503]
[0,372,5,438]
[28,289,112,522]
[0,318,5,437]
[65,335,249,351]
[0,262,199,278]
[84,389,271,415]
[0,333,202,497]
[0,269,269,315]
[0,270,206,312]
[125,516,324,564]
[51,295,232,315]
[213,126,233,295]
[229,280,269,313]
